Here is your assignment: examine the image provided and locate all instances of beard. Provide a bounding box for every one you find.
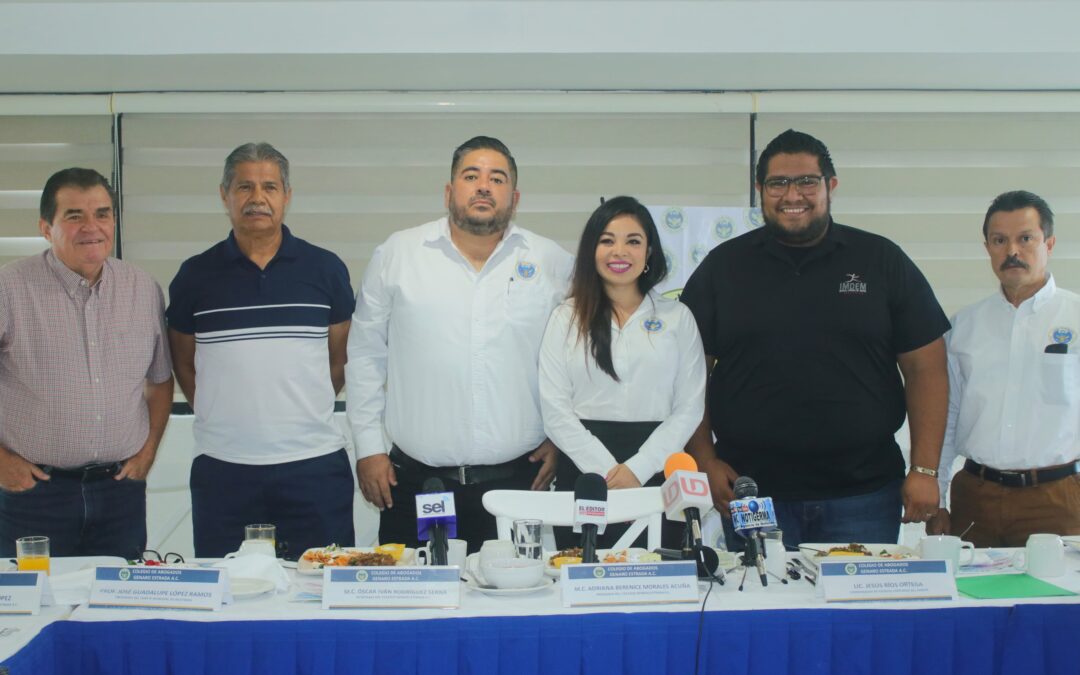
[449,199,513,236]
[763,205,831,247]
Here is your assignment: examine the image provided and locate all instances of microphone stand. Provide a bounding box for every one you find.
[736,532,787,591]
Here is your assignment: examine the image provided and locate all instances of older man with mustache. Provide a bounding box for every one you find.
[167,142,356,558]
[929,190,1080,547]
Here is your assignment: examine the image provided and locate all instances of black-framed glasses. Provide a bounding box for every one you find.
[137,549,185,565]
[762,174,825,197]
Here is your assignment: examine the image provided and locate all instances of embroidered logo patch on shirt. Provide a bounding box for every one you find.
[643,318,665,333]
[838,273,868,295]
[1051,327,1075,344]
[516,261,537,280]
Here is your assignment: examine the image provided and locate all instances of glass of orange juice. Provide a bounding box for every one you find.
[16,536,49,575]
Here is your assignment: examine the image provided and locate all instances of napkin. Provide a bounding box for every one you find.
[213,553,290,593]
[46,568,93,605]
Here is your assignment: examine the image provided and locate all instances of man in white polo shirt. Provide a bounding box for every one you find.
[347,136,573,552]
[930,190,1080,547]
[168,142,355,558]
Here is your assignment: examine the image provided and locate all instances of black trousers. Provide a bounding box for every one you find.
[378,450,539,554]
[553,419,682,550]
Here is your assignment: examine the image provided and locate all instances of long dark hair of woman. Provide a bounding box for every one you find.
[569,196,668,381]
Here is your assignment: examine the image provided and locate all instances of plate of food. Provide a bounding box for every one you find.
[596,548,663,564]
[798,543,917,569]
[297,544,416,574]
[545,547,582,576]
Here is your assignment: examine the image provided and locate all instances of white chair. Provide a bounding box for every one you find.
[482,487,665,552]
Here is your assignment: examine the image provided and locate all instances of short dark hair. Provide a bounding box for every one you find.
[755,129,837,186]
[983,190,1054,240]
[451,136,518,187]
[221,142,290,191]
[39,168,116,224]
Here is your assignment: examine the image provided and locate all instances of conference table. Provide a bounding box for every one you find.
[2,551,1080,675]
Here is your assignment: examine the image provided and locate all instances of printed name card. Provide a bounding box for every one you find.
[561,561,699,607]
[89,566,225,610]
[0,572,44,615]
[322,566,460,609]
[819,559,957,602]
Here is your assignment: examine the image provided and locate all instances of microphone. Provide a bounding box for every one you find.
[573,473,608,564]
[654,546,723,579]
[415,477,456,566]
[661,453,714,551]
[728,476,777,588]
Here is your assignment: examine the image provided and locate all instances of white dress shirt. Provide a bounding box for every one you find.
[939,275,1080,500]
[347,217,573,466]
[538,291,706,484]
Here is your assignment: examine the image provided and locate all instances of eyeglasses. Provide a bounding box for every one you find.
[762,174,826,197]
[136,549,185,565]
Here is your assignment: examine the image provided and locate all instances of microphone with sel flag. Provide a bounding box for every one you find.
[416,477,456,566]
[573,473,608,564]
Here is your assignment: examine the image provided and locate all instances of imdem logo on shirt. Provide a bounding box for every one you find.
[838,273,868,295]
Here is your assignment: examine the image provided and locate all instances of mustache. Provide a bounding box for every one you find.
[1000,255,1029,271]
[242,205,272,217]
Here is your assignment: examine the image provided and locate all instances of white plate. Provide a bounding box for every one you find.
[230,577,275,599]
[297,547,416,575]
[464,576,555,596]
[798,543,917,569]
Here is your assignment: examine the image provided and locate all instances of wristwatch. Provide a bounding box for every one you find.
[910,465,938,478]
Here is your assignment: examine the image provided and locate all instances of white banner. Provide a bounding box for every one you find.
[648,206,763,297]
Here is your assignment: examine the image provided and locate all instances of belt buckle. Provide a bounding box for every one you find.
[1000,470,1027,487]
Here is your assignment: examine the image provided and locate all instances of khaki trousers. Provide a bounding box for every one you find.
[950,468,1080,548]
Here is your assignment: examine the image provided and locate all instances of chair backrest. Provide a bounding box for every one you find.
[482,487,665,551]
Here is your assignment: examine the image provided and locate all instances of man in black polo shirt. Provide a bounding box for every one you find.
[681,129,950,547]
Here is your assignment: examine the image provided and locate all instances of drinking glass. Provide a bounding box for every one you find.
[16,535,49,575]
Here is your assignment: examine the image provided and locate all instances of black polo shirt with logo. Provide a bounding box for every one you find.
[680,221,949,501]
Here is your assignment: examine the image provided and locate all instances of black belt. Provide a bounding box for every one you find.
[37,462,122,482]
[389,446,527,486]
[964,458,1079,488]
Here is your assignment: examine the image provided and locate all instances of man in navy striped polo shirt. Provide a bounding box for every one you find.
[167,142,355,558]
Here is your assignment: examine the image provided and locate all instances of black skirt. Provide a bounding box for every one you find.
[553,419,679,550]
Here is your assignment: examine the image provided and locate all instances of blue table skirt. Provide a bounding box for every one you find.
[4,604,1078,675]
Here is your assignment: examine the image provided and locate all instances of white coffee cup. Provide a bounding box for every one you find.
[225,538,275,558]
[1012,533,1065,578]
[764,530,786,579]
[478,539,517,567]
[416,538,467,568]
[919,535,975,574]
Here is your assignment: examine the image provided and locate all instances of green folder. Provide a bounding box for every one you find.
[956,573,1077,599]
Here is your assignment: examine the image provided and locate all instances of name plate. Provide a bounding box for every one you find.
[820,559,956,602]
[322,566,460,609]
[89,566,224,610]
[0,572,44,615]
[561,561,699,607]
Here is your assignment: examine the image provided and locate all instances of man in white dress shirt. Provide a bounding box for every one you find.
[347,136,574,551]
[929,190,1080,547]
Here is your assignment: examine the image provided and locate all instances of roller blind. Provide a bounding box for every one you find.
[0,116,113,266]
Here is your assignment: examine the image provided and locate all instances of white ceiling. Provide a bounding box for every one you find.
[1,1,1079,94]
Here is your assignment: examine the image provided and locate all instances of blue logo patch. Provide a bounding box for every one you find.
[1052,327,1075,344]
[664,208,685,232]
[643,318,664,333]
[516,262,537,280]
[746,208,764,229]
[714,216,734,241]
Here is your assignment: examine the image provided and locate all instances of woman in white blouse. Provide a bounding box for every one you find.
[539,196,707,547]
